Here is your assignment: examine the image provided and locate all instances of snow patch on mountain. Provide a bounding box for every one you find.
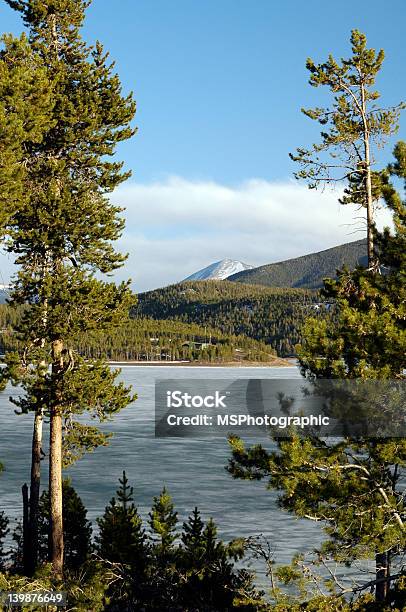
[184,259,254,281]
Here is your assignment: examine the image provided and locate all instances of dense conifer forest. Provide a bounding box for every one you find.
[0,281,328,360]
[0,305,279,364]
[133,281,327,356]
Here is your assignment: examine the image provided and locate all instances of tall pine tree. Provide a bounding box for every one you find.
[228,143,406,605]
[0,0,136,577]
[290,30,404,266]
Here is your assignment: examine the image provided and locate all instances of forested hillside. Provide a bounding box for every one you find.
[228,239,367,288]
[133,281,328,356]
[0,282,330,359]
[0,305,279,364]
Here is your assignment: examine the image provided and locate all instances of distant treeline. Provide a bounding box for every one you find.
[0,305,276,363]
[133,281,330,356]
[0,281,332,359]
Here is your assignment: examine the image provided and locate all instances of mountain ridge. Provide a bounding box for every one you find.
[228,239,367,289]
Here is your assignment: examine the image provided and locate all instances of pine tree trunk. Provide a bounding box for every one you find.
[361,82,374,267]
[22,483,30,575]
[375,551,389,602]
[27,408,43,575]
[28,293,47,575]
[364,134,374,267]
[49,408,63,576]
[49,339,64,577]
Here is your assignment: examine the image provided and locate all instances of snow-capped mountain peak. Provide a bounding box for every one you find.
[183,259,254,281]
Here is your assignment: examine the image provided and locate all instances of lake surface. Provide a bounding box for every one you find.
[0,365,325,585]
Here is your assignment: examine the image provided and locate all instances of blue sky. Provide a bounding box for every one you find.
[1,0,405,290]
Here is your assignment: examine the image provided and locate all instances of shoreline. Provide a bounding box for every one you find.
[108,358,294,367]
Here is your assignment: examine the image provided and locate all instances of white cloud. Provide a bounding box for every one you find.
[0,177,394,293]
[113,177,393,292]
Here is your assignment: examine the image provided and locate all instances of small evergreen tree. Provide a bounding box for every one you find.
[96,472,146,568]
[143,488,179,609]
[96,472,148,611]
[37,479,92,570]
[181,506,205,564]
[180,508,249,610]
[148,487,178,555]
